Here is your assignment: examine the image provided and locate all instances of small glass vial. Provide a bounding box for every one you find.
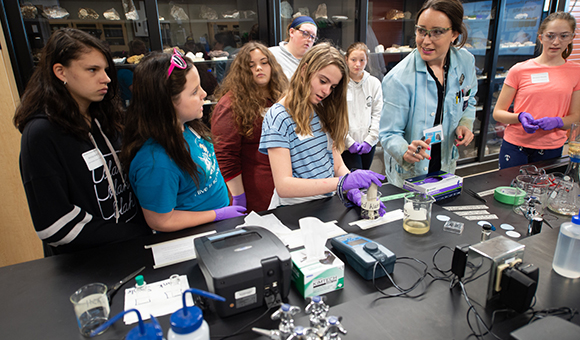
[481,224,491,242]
[135,275,151,305]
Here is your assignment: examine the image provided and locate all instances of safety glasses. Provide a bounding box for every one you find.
[167,48,187,79]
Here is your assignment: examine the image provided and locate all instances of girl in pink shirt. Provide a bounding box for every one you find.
[493,12,580,169]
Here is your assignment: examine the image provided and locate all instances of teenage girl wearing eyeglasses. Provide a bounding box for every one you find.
[493,12,580,169]
[121,51,245,232]
[259,43,386,214]
[14,29,151,254]
[379,0,477,188]
[342,42,383,171]
[269,16,318,80]
[211,42,288,213]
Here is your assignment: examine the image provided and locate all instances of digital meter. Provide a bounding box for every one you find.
[330,233,396,280]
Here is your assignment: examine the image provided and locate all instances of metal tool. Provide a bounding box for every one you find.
[107,266,146,302]
[465,188,487,203]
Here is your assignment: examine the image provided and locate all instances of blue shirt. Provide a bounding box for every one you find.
[129,127,229,214]
[379,47,477,187]
[259,103,334,180]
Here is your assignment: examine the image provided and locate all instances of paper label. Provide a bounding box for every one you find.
[82,148,103,171]
[531,72,549,83]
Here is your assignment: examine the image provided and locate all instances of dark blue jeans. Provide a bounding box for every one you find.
[341,145,376,170]
[499,140,563,170]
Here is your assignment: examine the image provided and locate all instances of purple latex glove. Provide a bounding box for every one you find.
[214,205,246,221]
[535,117,563,131]
[346,189,362,206]
[346,189,387,216]
[348,142,362,154]
[358,142,373,155]
[341,170,385,191]
[232,193,247,208]
[518,112,539,134]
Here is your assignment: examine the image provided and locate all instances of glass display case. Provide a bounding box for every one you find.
[274,0,360,51]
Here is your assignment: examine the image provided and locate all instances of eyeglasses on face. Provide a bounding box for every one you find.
[167,48,187,79]
[415,26,452,40]
[542,32,574,42]
[296,28,318,42]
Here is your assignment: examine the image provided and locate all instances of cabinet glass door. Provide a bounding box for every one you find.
[19,0,153,63]
[484,0,547,157]
[275,0,358,51]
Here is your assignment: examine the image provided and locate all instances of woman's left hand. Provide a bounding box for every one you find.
[455,126,474,146]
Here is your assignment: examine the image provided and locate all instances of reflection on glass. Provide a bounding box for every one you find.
[277,0,357,51]
[20,0,151,62]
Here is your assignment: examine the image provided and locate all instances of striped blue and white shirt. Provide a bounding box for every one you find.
[259,103,335,207]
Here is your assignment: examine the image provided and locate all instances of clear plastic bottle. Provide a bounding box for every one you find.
[135,275,150,305]
[552,215,580,279]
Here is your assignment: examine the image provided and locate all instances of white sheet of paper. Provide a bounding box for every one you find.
[123,275,192,324]
[443,205,489,211]
[464,214,499,220]
[145,230,216,269]
[349,209,404,230]
[454,210,492,216]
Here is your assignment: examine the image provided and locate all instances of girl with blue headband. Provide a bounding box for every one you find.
[269,16,318,80]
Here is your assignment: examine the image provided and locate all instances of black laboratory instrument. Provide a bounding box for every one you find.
[330,234,396,280]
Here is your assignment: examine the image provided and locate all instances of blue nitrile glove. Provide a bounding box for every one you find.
[358,142,373,155]
[535,117,564,131]
[214,206,246,221]
[518,112,539,134]
[341,170,385,191]
[348,142,362,154]
[232,193,247,208]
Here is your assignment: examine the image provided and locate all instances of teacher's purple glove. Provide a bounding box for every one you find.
[346,189,362,206]
[518,112,539,134]
[535,117,563,131]
[341,170,384,191]
[214,206,246,221]
[232,193,247,208]
[358,142,373,155]
[348,142,362,154]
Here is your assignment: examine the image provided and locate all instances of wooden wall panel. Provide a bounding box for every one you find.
[0,24,43,267]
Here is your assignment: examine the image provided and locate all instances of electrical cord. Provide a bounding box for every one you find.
[372,256,430,298]
[212,306,275,340]
[459,280,504,340]
[526,306,578,324]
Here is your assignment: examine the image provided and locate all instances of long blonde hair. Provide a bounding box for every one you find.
[285,43,349,151]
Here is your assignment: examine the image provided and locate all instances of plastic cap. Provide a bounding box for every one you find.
[135,275,145,286]
[170,305,203,334]
[281,303,291,312]
[126,318,164,340]
[572,215,580,225]
[328,316,338,325]
[312,296,321,303]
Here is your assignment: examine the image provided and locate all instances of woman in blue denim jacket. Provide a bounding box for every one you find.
[379,0,477,188]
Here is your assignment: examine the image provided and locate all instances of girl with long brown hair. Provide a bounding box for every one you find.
[121,50,245,232]
[211,42,288,212]
[259,43,386,213]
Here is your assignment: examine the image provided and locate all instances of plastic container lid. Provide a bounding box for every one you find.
[572,215,580,225]
[126,318,164,340]
[136,275,145,286]
[170,305,203,334]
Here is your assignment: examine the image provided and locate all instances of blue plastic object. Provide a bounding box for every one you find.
[90,309,163,340]
[170,288,225,335]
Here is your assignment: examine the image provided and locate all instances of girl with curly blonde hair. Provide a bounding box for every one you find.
[259,42,386,213]
[212,42,288,212]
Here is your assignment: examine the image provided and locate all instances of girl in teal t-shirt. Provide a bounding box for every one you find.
[122,50,245,232]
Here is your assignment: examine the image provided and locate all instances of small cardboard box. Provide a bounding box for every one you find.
[403,170,463,201]
[290,247,344,298]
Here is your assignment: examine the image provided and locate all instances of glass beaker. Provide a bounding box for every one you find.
[568,123,580,161]
[547,173,580,216]
[70,283,110,337]
[403,193,435,235]
[512,174,550,216]
[360,189,382,220]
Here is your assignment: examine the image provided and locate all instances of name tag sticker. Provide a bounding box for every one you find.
[346,91,353,101]
[296,133,313,141]
[82,148,104,171]
[531,73,549,84]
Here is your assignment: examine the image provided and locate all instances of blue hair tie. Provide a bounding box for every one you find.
[290,16,316,29]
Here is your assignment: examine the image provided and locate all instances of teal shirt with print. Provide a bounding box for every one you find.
[129,127,229,214]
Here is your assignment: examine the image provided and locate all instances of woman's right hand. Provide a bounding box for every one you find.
[403,138,431,164]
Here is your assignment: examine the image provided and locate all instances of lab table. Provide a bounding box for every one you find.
[1,159,578,339]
